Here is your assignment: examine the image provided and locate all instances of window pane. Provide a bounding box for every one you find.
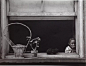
[9,0,42,12]
[9,20,75,53]
[9,0,74,13]
[43,0,74,12]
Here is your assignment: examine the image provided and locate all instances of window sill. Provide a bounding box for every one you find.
[0,53,85,63]
[0,58,85,63]
[5,53,79,59]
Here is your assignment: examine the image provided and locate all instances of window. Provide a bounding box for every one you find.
[1,0,84,60]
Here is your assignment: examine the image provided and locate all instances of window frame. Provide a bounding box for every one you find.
[1,0,85,59]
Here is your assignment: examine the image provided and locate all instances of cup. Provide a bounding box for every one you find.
[31,50,38,57]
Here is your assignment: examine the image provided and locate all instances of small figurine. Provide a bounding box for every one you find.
[65,38,76,53]
[29,37,41,57]
[29,37,41,50]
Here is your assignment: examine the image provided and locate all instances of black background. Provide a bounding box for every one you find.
[9,20,75,52]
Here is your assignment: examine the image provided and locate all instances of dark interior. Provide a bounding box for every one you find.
[8,20,75,53]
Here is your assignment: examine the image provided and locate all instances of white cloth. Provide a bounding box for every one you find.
[65,46,72,53]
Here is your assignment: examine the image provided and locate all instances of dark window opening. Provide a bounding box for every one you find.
[8,20,75,53]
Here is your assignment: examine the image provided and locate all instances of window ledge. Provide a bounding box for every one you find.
[8,12,76,16]
[6,53,79,59]
[0,53,85,63]
[0,58,85,63]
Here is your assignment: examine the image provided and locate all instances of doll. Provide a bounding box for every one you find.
[65,38,76,53]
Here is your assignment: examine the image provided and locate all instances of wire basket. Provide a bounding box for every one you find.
[3,23,32,58]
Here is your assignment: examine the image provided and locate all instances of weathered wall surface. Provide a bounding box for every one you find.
[0,0,86,60]
[84,0,86,56]
[0,0,1,57]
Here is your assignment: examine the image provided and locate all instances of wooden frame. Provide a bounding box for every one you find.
[78,0,84,58]
[8,12,76,17]
[1,0,84,59]
[1,0,9,59]
[8,0,74,13]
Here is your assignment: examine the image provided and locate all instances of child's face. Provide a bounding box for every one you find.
[69,40,75,49]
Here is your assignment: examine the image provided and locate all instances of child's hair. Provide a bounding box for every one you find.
[68,38,76,45]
